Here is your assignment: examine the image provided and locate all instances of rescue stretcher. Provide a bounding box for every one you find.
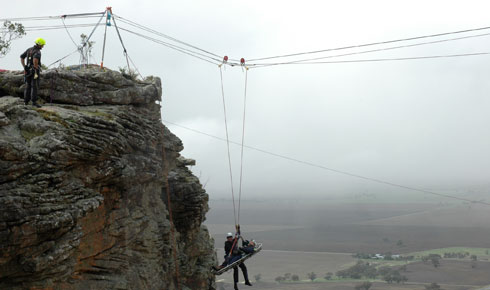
[213,243,263,275]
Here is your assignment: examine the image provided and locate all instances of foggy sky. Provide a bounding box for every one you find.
[2,1,490,200]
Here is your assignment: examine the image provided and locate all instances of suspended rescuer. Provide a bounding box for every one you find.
[214,232,252,290]
[21,38,45,107]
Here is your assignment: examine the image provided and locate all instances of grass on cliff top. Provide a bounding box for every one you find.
[36,108,69,127]
[80,109,114,120]
[20,128,44,141]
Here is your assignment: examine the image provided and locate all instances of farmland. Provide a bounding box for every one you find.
[206,199,490,289]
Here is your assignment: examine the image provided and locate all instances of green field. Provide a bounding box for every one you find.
[409,247,490,259]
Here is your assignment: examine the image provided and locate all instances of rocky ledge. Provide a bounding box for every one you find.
[0,68,216,290]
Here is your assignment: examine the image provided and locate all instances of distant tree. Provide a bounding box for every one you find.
[324,272,333,280]
[383,270,407,284]
[254,273,261,282]
[284,273,291,280]
[307,272,317,281]
[384,252,393,260]
[354,281,372,290]
[431,256,441,268]
[425,282,443,290]
[291,274,299,281]
[399,265,408,272]
[486,250,489,255]
[382,237,390,243]
[275,276,285,283]
[377,266,392,276]
[79,33,95,66]
[471,255,477,261]
[396,240,404,247]
[0,21,26,57]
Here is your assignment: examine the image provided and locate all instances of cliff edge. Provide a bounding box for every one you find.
[0,68,216,290]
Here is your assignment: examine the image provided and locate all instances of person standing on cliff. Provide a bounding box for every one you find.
[20,38,45,107]
[224,233,252,290]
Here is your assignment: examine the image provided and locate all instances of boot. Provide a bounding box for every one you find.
[234,283,239,290]
[33,102,41,108]
[245,281,252,286]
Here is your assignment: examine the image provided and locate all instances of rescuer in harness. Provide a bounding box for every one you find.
[214,232,252,289]
[20,38,45,107]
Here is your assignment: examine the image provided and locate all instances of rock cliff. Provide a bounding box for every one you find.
[0,67,216,290]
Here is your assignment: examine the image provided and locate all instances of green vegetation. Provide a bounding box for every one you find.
[1,21,26,57]
[307,272,317,281]
[36,109,69,127]
[20,128,44,141]
[410,247,490,259]
[119,66,139,81]
[80,109,114,120]
[336,261,408,283]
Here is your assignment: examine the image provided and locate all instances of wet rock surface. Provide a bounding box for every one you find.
[0,68,216,290]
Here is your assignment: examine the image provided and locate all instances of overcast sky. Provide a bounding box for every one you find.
[2,1,490,201]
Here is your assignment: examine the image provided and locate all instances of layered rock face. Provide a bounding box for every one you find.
[0,68,216,290]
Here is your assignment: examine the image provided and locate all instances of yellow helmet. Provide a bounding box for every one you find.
[35,38,46,46]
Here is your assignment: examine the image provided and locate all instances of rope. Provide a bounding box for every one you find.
[162,120,490,207]
[47,49,79,68]
[61,18,83,49]
[117,26,221,65]
[8,23,105,32]
[0,12,105,22]
[113,14,223,59]
[100,11,109,68]
[237,68,248,225]
[249,52,490,68]
[48,69,58,103]
[82,12,106,49]
[48,14,104,68]
[247,25,490,62]
[219,65,237,227]
[161,128,182,290]
[112,15,131,71]
[127,54,144,79]
[247,32,490,67]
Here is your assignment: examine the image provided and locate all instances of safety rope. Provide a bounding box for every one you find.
[161,128,182,290]
[111,14,131,71]
[61,17,79,49]
[100,9,109,68]
[219,65,237,227]
[49,13,104,68]
[49,69,58,104]
[127,54,144,79]
[237,68,248,225]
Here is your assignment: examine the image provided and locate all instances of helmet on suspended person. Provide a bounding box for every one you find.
[35,38,46,46]
[226,232,233,238]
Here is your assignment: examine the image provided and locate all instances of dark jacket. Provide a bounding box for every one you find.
[20,46,42,69]
[224,238,240,257]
